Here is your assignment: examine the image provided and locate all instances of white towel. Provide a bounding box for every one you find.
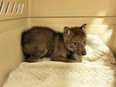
[3,34,116,87]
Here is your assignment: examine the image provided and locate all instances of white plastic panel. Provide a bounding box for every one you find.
[0,18,28,87]
[111,0,116,16]
[28,0,111,17]
[0,0,28,86]
[0,0,27,21]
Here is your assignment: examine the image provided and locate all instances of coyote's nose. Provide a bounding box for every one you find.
[82,51,86,55]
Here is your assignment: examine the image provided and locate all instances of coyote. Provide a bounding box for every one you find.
[21,24,87,62]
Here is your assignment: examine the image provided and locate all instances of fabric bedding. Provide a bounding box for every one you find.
[2,34,116,87]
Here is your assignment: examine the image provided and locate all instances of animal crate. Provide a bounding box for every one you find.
[0,0,116,87]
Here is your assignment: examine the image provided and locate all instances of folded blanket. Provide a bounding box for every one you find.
[2,35,116,87]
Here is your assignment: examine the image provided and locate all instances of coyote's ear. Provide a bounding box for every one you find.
[81,24,87,30]
[64,26,72,36]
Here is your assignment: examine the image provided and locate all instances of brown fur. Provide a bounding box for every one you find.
[21,24,87,62]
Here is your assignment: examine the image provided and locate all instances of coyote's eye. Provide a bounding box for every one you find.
[84,41,86,44]
[73,42,79,47]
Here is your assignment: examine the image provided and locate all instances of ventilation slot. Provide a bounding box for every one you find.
[20,3,24,14]
[0,1,4,14]
[5,2,10,14]
[16,3,20,14]
[11,3,15,14]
